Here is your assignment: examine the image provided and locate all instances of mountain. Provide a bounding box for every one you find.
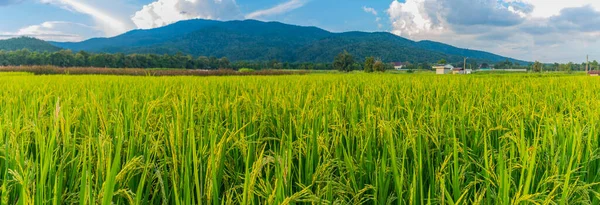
[416,40,514,63]
[0,37,61,52]
[51,19,222,52]
[50,19,527,64]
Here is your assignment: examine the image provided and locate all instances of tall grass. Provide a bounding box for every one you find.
[0,66,307,76]
[0,73,599,204]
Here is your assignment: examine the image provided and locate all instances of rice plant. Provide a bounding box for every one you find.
[0,73,599,204]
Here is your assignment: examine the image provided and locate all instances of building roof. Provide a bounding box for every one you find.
[589,70,600,75]
[433,64,454,69]
[392,62,407,67]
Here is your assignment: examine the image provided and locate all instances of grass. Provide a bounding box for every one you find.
[0,73,599,204]
[0,66,307,76]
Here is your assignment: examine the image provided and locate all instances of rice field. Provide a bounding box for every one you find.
[0,73,599,204]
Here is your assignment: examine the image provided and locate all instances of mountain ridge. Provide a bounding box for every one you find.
[0,37,61,52]
[43,19,526,64]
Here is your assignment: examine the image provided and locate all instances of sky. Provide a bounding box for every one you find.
[0,0,599,63]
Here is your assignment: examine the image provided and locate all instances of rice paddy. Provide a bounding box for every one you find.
[0,73,599,204]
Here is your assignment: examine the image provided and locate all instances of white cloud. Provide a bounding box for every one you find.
[40,0,130,36]
[523,0,600,18]
[245,0,306,19]
[363,6,377,16]
[132,0,240,29]
[386,0,600,62]
[376,17,382,29]
[387,0,435,37]
[0,21,103,42]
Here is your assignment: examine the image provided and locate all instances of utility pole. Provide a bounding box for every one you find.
[464,57,468,70]
[587,55,589,72]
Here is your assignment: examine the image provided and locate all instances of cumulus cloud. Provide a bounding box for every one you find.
[363,6,377,16]
[387,0,437,37]
[386,0,600,62]
[132,0,240,29]
[440,0,529,26]
[548,6,600,32]
[0,21,103,42]
[387,0,532,37]
[245,0,306,19]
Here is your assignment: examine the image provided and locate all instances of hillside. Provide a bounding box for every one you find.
[52,19,222,52]
[0,37,61,52]
[50,19,526,64]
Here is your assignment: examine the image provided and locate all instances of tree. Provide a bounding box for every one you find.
[373,60,385,72]
[560,62,573,73]
[218,57,230,69]
[438,59,447,64]
[532,61,543,72]
[364,57,375,73]
[592,60,599,70]
[268,59,281,69]
[208,56,218,69]
[333,50,354,72]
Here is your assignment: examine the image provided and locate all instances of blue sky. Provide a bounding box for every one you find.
[1,0,600,63]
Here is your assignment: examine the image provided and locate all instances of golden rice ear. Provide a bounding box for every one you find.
[0,72,597,204]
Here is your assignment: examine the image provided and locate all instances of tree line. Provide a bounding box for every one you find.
[0,49,339,70]
[333,51,394,72]
[4,49,595,72]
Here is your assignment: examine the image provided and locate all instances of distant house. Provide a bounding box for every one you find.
[392,62,407,70]
[590,70,600,76]
[452,68,473,74]
[452,68,462,74]
[434,64,454,74]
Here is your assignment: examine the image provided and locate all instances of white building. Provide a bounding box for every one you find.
[393,62,406,70]
[434,64,454,74]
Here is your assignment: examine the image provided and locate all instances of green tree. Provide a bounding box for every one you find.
[592,60,599,70]
[208,57,218,69]
[532,61,543,72]
[373,60,385,72]
[364,57,375,73]
[333,50,354,72]
[438,59,447,64]
[219,57,230,69]
[560,62,573,73]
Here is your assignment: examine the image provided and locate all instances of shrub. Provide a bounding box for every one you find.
[238,68,255,73]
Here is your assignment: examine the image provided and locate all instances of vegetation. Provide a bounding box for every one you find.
[0,73,599,204]
[0,66,306,76]
[532,61,543,72]
[238,68,255,73]
[0,37,61,52]
[373,59,385,72]
[47,19,525,64]
[364,57,375,73]
[563,62,574,73]
[0,50,336,70]
[333,50,354,72]
[2,48,598,73]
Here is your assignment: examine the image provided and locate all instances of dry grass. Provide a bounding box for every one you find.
[0,66,308,76]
